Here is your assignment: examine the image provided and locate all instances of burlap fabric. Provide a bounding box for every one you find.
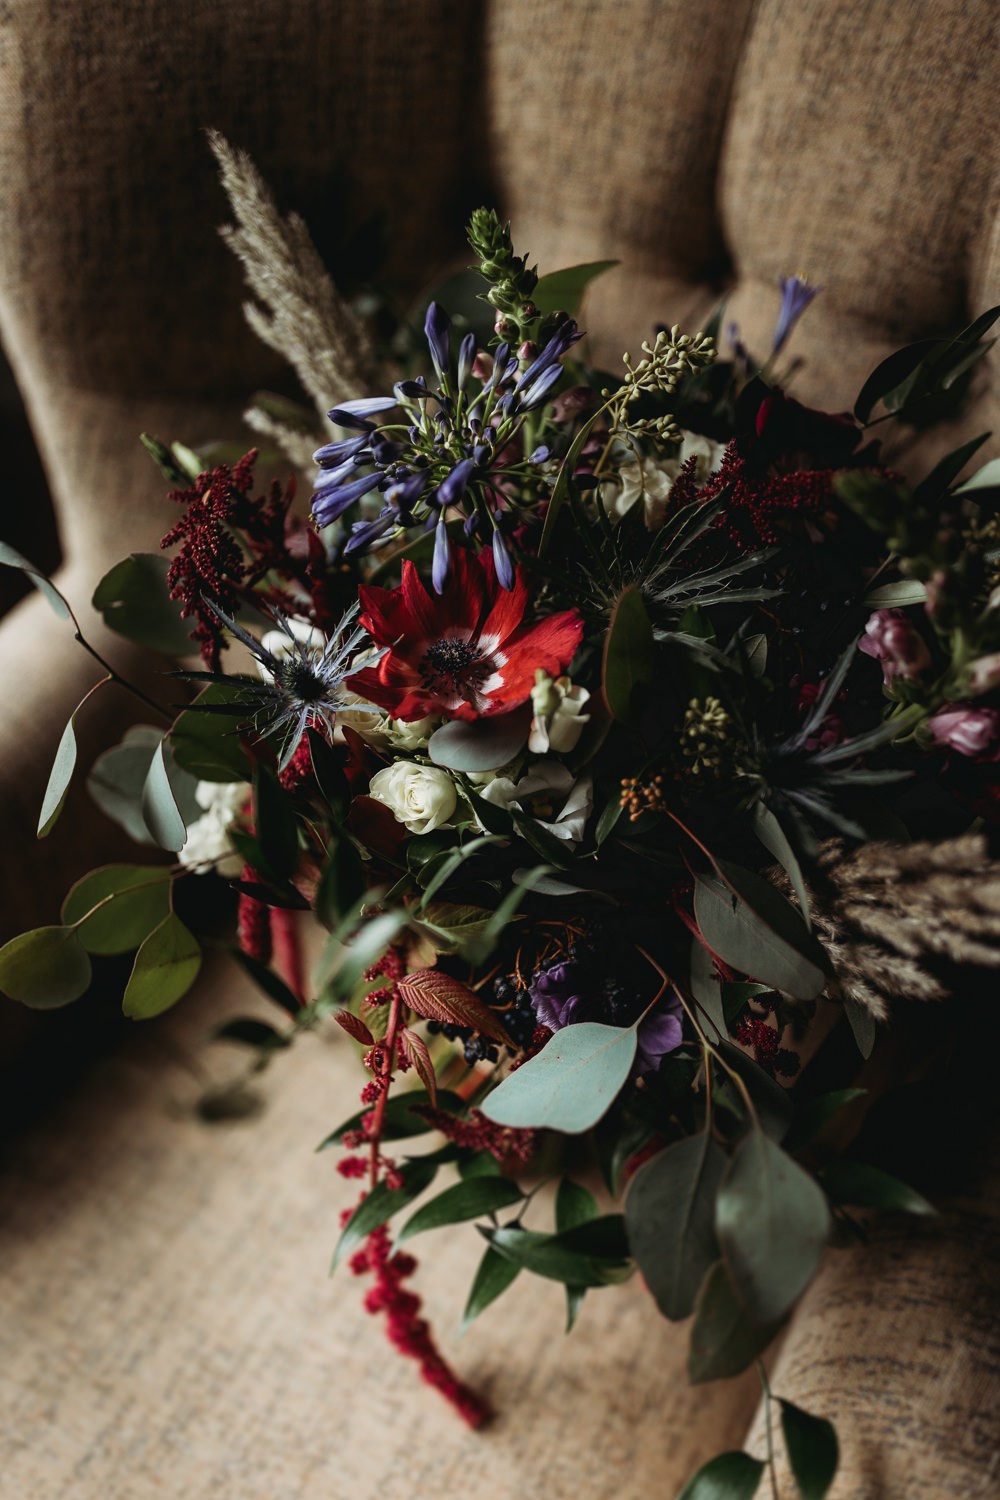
[1,2,999,1495]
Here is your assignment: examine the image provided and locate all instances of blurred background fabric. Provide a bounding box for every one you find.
[1,3,999,1495]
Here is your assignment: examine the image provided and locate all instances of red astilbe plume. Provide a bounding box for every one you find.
[160,448,307,668]
[349,1223,490,1428]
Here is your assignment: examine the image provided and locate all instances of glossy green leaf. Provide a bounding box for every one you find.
[751,803,811,929]
[332,1156,439,1269]
[783,1089,868,1153]
[141,739,188,851]
[92,553,193,655]
[626,1134,727,1320]
[122,913,202,1019]
[675,1450,766,1500]
[780,1400,839,1500]
[396,1176,524,1245]
[481,1021,637,1134]
[0,541,70,618]
[171,683,250,782]
[556,1179,598,1232]
[316,1089,465,1151]
[37,709,79,838]
[428,703,531,772]
[460,1245,521,1331]
[532,260,618,317]
[819,1161,935,1216]
[483,1225,629,1288]
[854,339,937,423]
[61,864,172,955]
[0,925,92,1009]
[694,866,827,1000]
[716,1131,831,1324]
[602,586,655,724]
[688,1260,784,1384]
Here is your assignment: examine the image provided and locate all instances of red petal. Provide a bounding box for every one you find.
[496,610,584,700]
[478,560,528,646]
[357,580,414,646]
[399,559,443,641]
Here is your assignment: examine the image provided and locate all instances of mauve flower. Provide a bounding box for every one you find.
[926,705,1000,758]
[859,609,932,685]
[527,951,684,1076]
[965,653,1000,696]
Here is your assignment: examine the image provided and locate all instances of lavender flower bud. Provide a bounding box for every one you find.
[424,301,452,377]
[432,512,451,594]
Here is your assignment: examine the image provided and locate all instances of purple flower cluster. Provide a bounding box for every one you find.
[528,946,684,1075]
[311,302,581,591]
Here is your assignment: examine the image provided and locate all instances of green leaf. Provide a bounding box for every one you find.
[602,586,655,724]
[37,708,79,838]
[863,579,928,608]
[171,683,250,782]
[396,1176,524,1245]
[715,1131,831,1324]
[694,866,828,1000]
[480,1021,638,1134]
[315,909,409,1001]
[954,455,1000,494]
[594,792,624,848]
[227,946,301,1017]
[714,1041,793,1143]
[314,838,366,932]
[539,407,606,557]
[122,913,202,1019]
[783,1089,868,1153]
[61,865,172,955]
[461,863,557,965]
[689,940,725,1041]
[428,703,531,772]
[688,1260,784,1384]
[483,1225,629,1288]
[509,806,575,869]
[675,1450,766,1500]
[556,1178,598,1232]
[854,339,937,423]
[413,901,495,955]
[213,1017,290,1050]
[332,1157,439,1268]
[307,728,349,815]
[461,1245,521,1331]
[532,260,618,317]
[780,1401,839,1500]
[142,739,189,852]
[0,541,70,618]
[819,1161,936,1216]
[565,1284,587,1332]
[92,553,193,655]
[751,803,811,929]
[88,727,167,845]
[626,1134,728,1320]
[317,1089,465,1151]
[843,995,876,1058]
[254,766,300,882]
[0,926,92,1009]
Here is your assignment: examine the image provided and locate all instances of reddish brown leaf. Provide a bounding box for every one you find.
[397,969,511,1046]
[399,1027,438,1106]
[334,1009,375,1046]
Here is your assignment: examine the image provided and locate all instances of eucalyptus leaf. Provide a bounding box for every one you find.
[428,704,531,772]
[0,925,92,1009]
[142,739,189,852]
[715,1131,831,1324]
[122,913,202,1019]
[713,1041,793,1143]
[396,1177,524,1244]
[689,940,725,1041]
[694,867,827,1000]
[88,726,165,845]
[0,541,70,618]
[91,553,193,654]
[171,684,250,782]
[37,708,79,838]
[675,1450,766,1500]
[780,1401,839,1500]
[602,586,655,724]
[61,865,172,955]
[460,1245,521,1331]
[688,1259,784,1384]
[751,803,811,929]
[481,1021,637,1134]
[625,1134,728,1320]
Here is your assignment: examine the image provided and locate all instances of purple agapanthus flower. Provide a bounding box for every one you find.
[772,274,823,355]
[528,947,684,1076]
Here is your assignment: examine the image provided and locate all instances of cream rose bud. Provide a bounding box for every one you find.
[385,716,440,751]
[368,762,458,834]
[529,674,591,754]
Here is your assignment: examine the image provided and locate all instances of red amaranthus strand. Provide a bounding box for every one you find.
[270,908,305,1004]
[237,866,272,964]
[415,1105,537,1167]
[349,1225,490,1428]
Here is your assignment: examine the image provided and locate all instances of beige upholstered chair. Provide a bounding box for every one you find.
[1,3,998,1495]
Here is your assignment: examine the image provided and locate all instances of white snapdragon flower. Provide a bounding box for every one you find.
[529,673,591,754]
[602,432,725,530]
[478,760,593,846]
[178,780,249,877]
[368,761,458,835]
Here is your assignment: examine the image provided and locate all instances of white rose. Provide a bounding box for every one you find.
[179,780,249,877]
[601,432,725,530]
[385,715,441,751]
[369,762,458,834]
[529,674,591,754]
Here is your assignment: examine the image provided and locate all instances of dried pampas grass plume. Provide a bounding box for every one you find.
[787,835,1000,1021]
[208,131,381,436]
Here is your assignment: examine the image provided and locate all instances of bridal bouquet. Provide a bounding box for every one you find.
[4,138,1000,1497]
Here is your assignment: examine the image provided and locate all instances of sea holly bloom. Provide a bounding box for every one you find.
[346,547,583,722]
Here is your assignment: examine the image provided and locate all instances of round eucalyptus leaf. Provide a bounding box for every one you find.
[0,926,92,1009]
[61,864,172,955]
[481,1021,637,1134]
[37,710,79,839]
[122,913,202,1019]
[91,552,193,655]
[626,1133,728,1321]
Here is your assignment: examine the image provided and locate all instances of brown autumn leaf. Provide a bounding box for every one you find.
[334,1009,375,1047]
[397,969,511,1046]
[399,1027,438,1106]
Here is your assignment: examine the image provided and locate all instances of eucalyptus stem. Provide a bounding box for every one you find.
[757,1360,781,1500]
[73,628,173,722]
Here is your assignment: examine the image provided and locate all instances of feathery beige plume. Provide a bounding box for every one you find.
[208,131,381,428]
[783,835,1000,1020]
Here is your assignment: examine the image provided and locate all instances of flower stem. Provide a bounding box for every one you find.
[370,978,405,1188]
[757,1360,781,1500]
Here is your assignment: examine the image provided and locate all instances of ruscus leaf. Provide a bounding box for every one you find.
[461,1245,521,1331]
[819,1161,936,1216]
[331,1157,439,1268]
[780,1400,840,1500]
[396,1176,523,1245]
[675,1450,766,1500]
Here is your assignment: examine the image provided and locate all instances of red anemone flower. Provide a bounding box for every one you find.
[346,547,583,722]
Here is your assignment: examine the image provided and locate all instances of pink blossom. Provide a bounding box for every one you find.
[859,609,931,684]
[926,705,1000,758]
[965,653,1000,696]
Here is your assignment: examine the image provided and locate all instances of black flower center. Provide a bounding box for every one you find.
[419,637,490,696]
[279,657,328,703]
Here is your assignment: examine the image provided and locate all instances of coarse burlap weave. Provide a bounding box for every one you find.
[0,3,998,1496]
